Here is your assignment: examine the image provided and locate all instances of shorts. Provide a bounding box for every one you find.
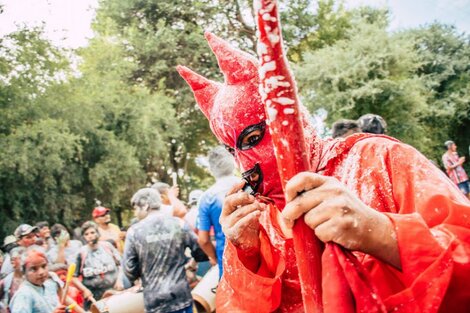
[458,180,470,195]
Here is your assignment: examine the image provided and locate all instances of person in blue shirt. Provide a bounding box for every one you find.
[197,146,239,279]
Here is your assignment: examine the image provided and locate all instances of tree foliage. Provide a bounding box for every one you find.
[294,10,470,162]
[1,1,469,240]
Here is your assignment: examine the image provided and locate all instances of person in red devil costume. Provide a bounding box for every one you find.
[177,31,470,313]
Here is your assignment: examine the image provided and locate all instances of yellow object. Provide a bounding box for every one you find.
[67,303,77,310]
[66,263,76,283]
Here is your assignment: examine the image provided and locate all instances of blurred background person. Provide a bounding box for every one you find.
[0,247,25,310]
[197,146,239,279]
[0,236,18,279]
[14,225,39,250]
[9,249,87,313]
[124,187,208,313]
[357,113,387,134]
[72,221,123,310]
[184,189,204,232]
[151,182,188,218]
[442,140,470,199]
[331,119,361,138]
[35,222,53,252]
[47,224,83,265]
[92,204,123,254]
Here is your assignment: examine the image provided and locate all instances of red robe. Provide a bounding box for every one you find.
[216,134,470,313]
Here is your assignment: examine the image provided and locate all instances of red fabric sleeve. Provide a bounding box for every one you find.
[216,226,285,313]
[382,142,470,312]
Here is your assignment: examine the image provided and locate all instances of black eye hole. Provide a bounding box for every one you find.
[224,145,235,156]
[236,121,266,151]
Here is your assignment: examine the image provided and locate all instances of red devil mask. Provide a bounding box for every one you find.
[178,32,322,208]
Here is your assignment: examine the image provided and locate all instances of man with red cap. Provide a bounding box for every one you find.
[177,27,470,313]
[92,205,123,254]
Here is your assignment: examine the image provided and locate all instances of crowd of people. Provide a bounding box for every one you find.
[0,146,237,313]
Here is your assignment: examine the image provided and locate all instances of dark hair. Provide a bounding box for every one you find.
[35,221,49,229]
[50,224,68,240]
[332,119,360,138]
[444,140,455,149]
[151,182,170,195]
[81,221,99,235]
[358,114,387,134]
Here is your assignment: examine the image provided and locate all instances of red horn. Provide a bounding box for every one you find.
[205,32,259,85]
[176,65,221,119]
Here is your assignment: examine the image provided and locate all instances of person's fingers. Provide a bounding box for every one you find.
[224,201,265,228]
[285,172,328,202]
[222,191,256,218]
[313,218,340,243]
[302,198,342,230]
[282,184,335,225]
[227,210,261,240]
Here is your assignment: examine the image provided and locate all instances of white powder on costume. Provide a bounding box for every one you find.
[262,13,277,22]
[272,97,295,105]
[257,42,268,55]
[259,61,276,79]
[267,107,278,121]
[268,32,280,45]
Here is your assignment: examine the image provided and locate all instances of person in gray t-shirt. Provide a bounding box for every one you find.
[124,188,208,313]
[72,221,122,310]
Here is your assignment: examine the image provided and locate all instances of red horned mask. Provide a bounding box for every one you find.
[178,32,321,208]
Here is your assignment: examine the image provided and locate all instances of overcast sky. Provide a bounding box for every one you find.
[0,0,469,49]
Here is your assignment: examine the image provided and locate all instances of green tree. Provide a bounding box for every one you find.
[403,24,470,163]
[0,28,78,237]
[295,17,431,154]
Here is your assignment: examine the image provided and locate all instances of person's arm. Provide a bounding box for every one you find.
[55,244,66,265]
[197,231,216,265]
[443,154,464,170]
[215,182,288,312]
[122,228,140,284]
[196,197,218,265]
[64,296,87,313]
[71,277,94,304]
[182,223,208,263]
[107,244,124,291]
[71,253,95,303]
[382,141,470,310]
[167,186,187,218]
[0,279,4,300]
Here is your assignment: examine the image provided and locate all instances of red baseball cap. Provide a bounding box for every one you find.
[92,206,110,218]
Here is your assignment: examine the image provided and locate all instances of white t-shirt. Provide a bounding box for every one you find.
[160,204,174,216]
